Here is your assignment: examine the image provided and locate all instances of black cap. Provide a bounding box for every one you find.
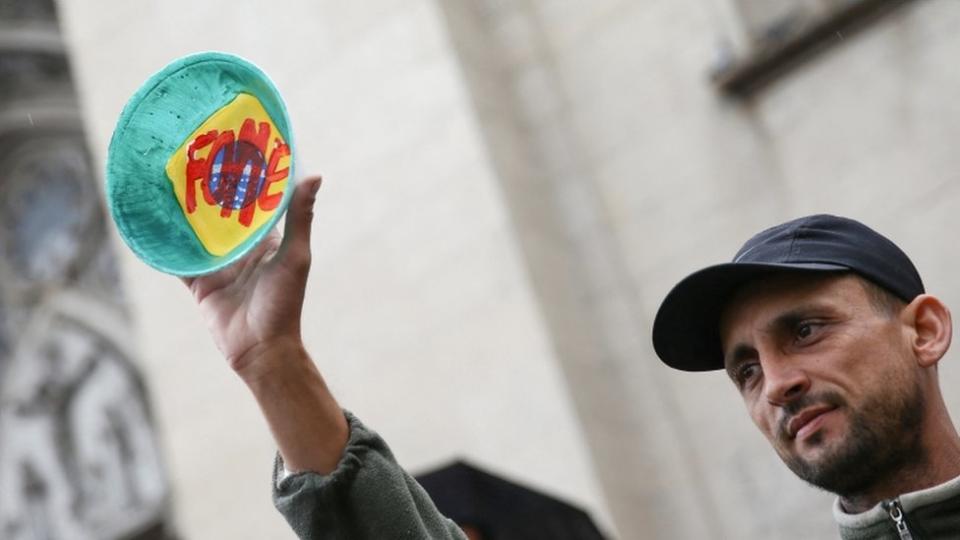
[652,214,925,372]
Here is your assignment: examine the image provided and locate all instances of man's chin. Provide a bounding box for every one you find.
[780,435,875,495]
[790,411,849,458]
[780,434,845,475]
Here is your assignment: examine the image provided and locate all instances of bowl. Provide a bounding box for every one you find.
[106,52,296,276]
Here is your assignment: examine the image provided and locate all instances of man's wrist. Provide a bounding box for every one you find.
[231,337,313,387]
[234,337,349,474]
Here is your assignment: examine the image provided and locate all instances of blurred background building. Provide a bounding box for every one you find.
[1,0,957,538]
[0,0,174,538]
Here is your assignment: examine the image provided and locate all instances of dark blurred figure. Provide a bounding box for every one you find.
[416,460,606,540]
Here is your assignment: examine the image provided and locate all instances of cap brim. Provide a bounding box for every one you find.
[651,262,848,372]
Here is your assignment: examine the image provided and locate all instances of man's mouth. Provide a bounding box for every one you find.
[786,405,837,440]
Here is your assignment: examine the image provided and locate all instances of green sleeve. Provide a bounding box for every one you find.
[272,411,467,540]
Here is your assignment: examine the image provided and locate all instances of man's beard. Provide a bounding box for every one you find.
[776,385,925,498]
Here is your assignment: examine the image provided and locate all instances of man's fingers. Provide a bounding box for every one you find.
[278,176,322,269]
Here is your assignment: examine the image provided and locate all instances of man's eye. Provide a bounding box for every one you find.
[736,363,761,387]
[795,321,821,341]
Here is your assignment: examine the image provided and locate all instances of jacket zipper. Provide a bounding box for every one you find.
[884,499,914,540]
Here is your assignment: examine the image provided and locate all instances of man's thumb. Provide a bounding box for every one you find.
[280,176,322,264]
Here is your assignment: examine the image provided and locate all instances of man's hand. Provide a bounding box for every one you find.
[181,176,348,474]
[182,176,322,380]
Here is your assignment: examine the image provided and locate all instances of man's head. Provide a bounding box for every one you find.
[719,272,950,498]
[652,215,955,504]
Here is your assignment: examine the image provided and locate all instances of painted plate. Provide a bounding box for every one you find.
[106,52,296,276]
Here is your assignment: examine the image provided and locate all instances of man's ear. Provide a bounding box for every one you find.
[904,294,953,368]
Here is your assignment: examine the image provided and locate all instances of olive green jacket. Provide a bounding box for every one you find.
[834,475,960,539]
[272,412,466,540]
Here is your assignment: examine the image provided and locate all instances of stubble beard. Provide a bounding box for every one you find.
[777,385,926,498]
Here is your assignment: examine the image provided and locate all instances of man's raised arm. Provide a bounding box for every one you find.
[180,176,465,539]
[182,176,348,475]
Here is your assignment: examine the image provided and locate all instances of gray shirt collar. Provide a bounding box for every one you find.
[833,474,960,531]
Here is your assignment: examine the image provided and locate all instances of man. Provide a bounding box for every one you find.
[652,214,960,539]
[184,178,959,538]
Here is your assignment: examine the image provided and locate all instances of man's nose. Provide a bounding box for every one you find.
[761,357,810,406]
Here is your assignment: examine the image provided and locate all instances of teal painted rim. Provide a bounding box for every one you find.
[105,51,296,277]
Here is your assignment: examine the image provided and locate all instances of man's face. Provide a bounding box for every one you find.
[719,274,925,496]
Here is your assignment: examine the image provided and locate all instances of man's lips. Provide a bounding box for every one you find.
[786,405,837,440]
